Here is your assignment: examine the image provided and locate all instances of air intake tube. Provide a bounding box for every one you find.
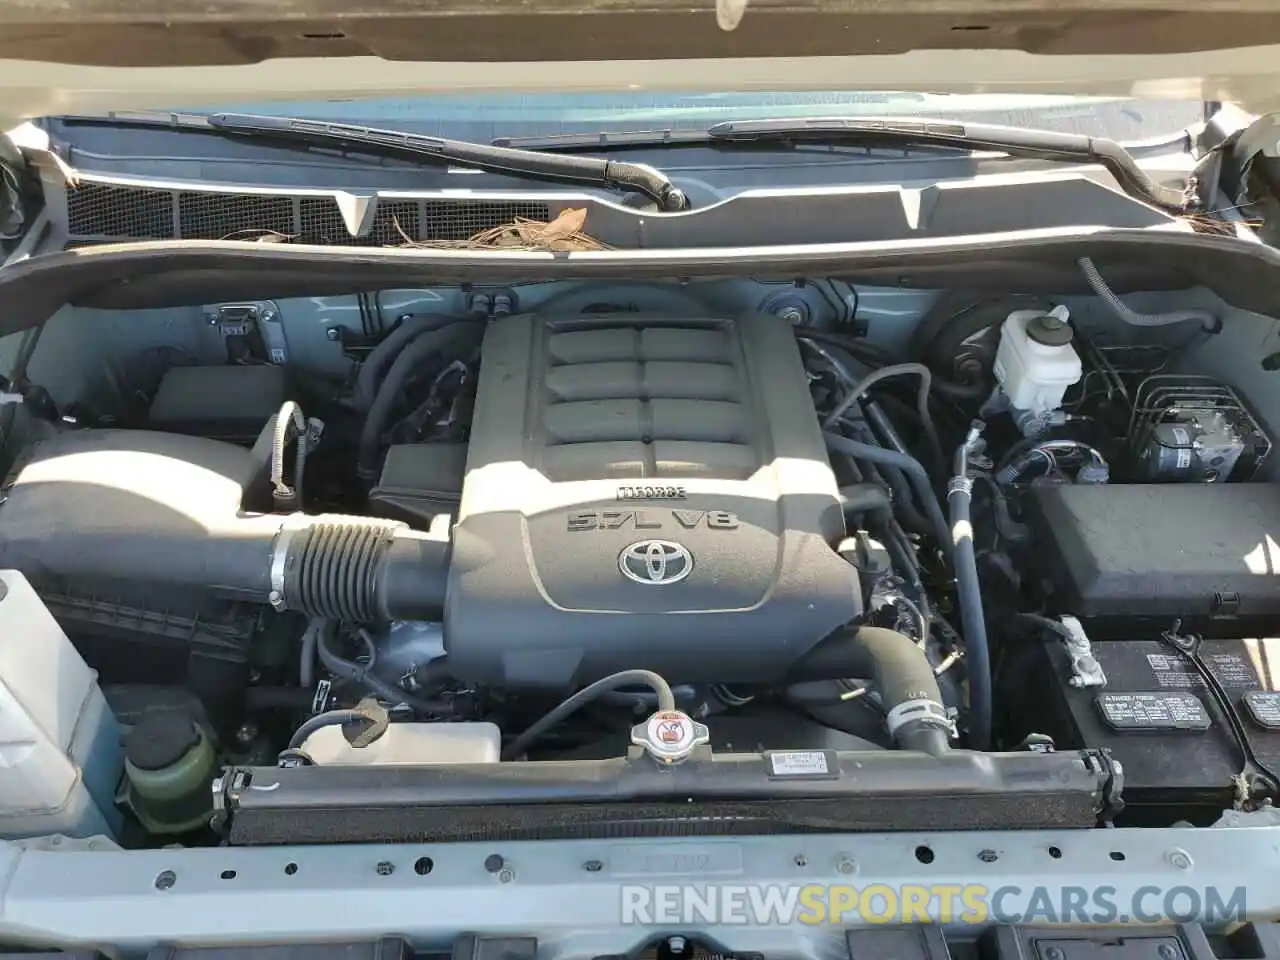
[267,515,450,622]
[789,626,952,755]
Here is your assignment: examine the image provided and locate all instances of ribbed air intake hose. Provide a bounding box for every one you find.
[268,514,450,622]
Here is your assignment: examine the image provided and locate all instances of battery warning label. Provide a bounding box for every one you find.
[1243,690,1280,729]
[1145,652,1259,690]
[1096,692,1211,731]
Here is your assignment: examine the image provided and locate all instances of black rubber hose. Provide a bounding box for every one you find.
[285,518,403,621]
[800,329,985,399]
[857,407,934,535]
[823,432,950,558]
[502,670,677,760]
[358,322,481,480]
[275,516,451,622]
[286,704,390,751]
[356,314,463,412]
[822,362,944,476]
[788,626,950,755]
[971,473,1031,543]
[838,482,891,519]
[948,424,993,750]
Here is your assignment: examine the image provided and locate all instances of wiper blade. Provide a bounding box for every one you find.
[496,116,1192,213]
[211,113,688,212]
[706,117,1192,212]
[61,111,689,212]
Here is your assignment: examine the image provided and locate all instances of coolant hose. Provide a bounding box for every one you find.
[1078,257,1219,331]
[948,423,993,750]
[270,400,308,510]
[502,670,677,760]
[356,313,461,412]
[823,432,950,558]
[788,626,951,755]
[358,322,483,480]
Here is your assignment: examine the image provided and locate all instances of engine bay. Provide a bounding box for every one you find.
[2,264,1279,846]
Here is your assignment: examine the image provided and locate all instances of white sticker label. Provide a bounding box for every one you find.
[768,751,829,776]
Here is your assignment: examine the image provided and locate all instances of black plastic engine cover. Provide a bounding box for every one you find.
[445,312,859,688]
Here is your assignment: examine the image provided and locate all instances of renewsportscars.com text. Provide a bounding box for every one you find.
[620,883,1248,925]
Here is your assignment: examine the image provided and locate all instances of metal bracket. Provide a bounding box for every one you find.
[204,300,289,364]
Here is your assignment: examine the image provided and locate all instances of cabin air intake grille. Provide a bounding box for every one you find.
[64,182,550,245]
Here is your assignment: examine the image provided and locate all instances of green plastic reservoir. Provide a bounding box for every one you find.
[124,711,217,835]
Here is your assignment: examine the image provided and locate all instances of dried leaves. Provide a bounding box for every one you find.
[391,207,609,252]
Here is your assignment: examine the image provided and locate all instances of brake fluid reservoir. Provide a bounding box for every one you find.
[993,305,1083,415]
[0,571,123,839]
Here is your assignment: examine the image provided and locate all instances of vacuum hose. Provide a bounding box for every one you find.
[789,625,951,755]
[948,422,993,750]
[1078,257,1219,331]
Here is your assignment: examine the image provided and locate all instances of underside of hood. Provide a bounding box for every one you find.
[3,0,1280,125]
[3,0,1280,66]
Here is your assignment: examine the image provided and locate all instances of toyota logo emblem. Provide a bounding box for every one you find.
[618,539,694,585]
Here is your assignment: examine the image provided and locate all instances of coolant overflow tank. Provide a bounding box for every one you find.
[300,722,502,765]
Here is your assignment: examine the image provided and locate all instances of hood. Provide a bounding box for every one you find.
[1,0,1280,125]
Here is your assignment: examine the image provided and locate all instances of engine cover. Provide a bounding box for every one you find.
[445,312,861,688]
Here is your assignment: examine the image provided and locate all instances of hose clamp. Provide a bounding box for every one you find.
[269,514,314,612]
[885,698,952,739]
[946,476,973,498]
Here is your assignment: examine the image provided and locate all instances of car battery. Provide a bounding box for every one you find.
[1022,635,1280,822]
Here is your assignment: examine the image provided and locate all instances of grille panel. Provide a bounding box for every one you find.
[67,183,173,239]
[298,198,421,246]
[63,181,551,246]
[423,200,549,241]
[179,192,295,240]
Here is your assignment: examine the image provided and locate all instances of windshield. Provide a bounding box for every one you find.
[190,91,1206,142]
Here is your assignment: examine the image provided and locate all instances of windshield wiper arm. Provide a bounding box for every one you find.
[496,116,1192,213]
[58,111,687,211]
[706,117,1192,212]
[206,113,688,212]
